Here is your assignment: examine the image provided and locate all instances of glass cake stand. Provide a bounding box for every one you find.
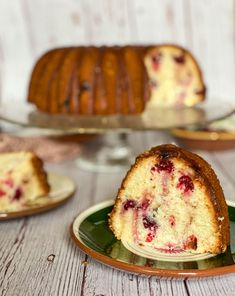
[0,101,234,172]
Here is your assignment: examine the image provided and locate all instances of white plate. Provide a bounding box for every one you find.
[0,173,76,219]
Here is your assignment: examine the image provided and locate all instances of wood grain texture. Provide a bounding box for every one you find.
[186,0,235,102]
[0,136,235,296]
[0,0,235,295]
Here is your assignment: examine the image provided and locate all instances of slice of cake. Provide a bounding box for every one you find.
[0,152,50,211]
[109,144,230,254]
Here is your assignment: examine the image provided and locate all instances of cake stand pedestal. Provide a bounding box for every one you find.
[76,133,134,173]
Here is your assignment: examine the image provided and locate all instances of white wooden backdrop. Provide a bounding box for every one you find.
[0,0,235,105]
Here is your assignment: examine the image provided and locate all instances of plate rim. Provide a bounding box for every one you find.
[70,200,235,278]
[227,200,235,208]
[171,128,235,141]
[0,173,76,220]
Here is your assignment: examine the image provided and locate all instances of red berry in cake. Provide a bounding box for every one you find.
[151,53,162,71]
[12,188,22,201]
[177,175,194,193]
[155,243,183,254]
[140,199,150,211]
[63,98,70,108]
[80,81,91,92]
[173,54,185,64]
[146,232,155,242]
[123,199,137,211]
[0,189,6,197]
[150,166,157,174]
[142,215,157,230]
[4,178,14,188]
[168,215,175,226]
[156,160,174,174]
[184,235,197,250]
[139,192,153,210]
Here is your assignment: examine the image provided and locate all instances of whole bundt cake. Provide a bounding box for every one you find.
[109,144,230,254]
[27,45,206,115]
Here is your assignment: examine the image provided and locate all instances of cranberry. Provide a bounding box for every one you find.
[156,160,174,174]
[156,244,183,254]
[146,232,154,242]
[4,178,14,188]
[151,53,162,70]
[140,200,150,211]
[150,166,157,174]
[184,235,197,250]
[177,175,194,193]
[142,216,157,230]
[139,193,153,210]
[123,199,137,211]
[173,54,185,64]
[168,215,175,226]
[63,99,70,108]
[12,188,22,201]
[80,81,91,91]
[0,189,6,197]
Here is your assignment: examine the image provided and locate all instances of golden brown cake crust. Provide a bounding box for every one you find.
[31,154,50,194]
[109,144,230,253]
[27,45,205,114]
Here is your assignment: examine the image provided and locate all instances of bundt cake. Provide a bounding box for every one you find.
[0,152,50,211]
[28,45,206,115]
[109,144,230,254]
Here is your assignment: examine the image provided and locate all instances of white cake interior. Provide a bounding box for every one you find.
[111,156,222,254]
[144,46,205,107]
[0,152,48,211]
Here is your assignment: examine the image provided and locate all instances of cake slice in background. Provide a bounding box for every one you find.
[0,151,50,211]
[109,144,230,255]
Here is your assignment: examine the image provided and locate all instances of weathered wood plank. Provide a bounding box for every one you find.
[186,275,235,296]
[0,0,32,103]
[133,0,186,44]
[0,161,95,295]
[188,0,235,103]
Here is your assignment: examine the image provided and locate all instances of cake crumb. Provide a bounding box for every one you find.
[81,260,89,266]
[47,254,55,263]
[218,216,224,221]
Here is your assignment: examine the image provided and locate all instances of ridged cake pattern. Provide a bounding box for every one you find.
[28,45,206,114]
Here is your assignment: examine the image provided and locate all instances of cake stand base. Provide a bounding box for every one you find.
[76,133,135,173]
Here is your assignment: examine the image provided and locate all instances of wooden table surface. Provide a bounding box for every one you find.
[0,1,235,295]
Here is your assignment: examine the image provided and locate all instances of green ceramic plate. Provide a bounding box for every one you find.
[71,200,235,278]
